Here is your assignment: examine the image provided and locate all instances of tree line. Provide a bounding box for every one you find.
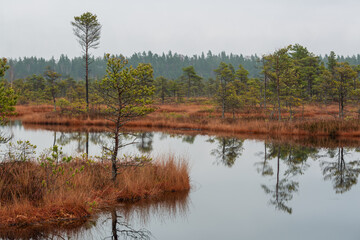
[6,51,360,82]
[3,44,360,120]
[4,51,262,81]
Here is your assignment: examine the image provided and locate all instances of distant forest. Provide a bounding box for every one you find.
[6,51,360,81]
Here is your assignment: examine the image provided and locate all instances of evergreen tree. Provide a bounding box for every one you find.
[71,12,102,111]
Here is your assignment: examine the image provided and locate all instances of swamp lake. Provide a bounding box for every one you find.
[1,121,360,240]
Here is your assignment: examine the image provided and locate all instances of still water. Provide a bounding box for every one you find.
[2,121,360,240]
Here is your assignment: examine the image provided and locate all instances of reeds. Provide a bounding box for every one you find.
[0,155,190,228]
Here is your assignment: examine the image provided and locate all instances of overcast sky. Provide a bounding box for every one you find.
[1,0,360,59]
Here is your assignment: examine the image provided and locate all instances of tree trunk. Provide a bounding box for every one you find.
[111,127,119,181]
[276,147,280,202]
[277,78,281,121]
[262,142,267,175]
[275,57,281,121]
[341,97,344,119]
[86,132,89,158]
[222,97,225,119]
[53,132,56,147]
[187,76,190,98]
[111,209,118,240]
[85,44,89,113]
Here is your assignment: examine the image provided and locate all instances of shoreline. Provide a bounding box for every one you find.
[13,104,360,139]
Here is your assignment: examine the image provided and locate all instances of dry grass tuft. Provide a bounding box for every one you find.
[0,155,190,228]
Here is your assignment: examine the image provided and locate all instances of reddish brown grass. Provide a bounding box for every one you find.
[0,155,190,228]
[14,105,54,117]
[14,102,360,137]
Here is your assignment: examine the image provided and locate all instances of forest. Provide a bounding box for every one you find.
[6,49,360,81]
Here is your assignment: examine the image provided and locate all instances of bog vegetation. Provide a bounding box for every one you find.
[3,44,360,122]
[2,10,360,229]
[0,12,192,228]
[0,145,190,227]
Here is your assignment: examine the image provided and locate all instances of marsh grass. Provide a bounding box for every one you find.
[0,154,190,228]
[14,103,360,137]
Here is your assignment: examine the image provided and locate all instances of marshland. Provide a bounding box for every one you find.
[3,1,360,239]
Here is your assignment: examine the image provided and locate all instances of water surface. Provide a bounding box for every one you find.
[1,122,360,240]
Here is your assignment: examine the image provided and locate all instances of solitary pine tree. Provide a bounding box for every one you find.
[98,55,155,181]
[71,12,101,111]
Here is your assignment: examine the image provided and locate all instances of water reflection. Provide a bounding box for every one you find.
[4,123,360,239]
[258,143,318,214]
[0,191,190,240]
[208,137,244,167]
[158,132,196,145]
[136,132,154,154]
[57,132,89,153]
[254,142,273,176]
[85,191,190,240]
[321,147,360,194]
[107,209,152,240]
[102,191,190,240]
[0,218,89,240]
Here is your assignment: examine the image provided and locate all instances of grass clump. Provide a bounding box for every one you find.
[0,152,190,228]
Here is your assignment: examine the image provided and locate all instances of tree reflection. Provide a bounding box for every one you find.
[103,191,189,240]
[261,146,298,214]
[158,133,196,145]
[255,142,273,176]
[181,135,196,144]
[136,132,154,154]
[56,131,109,156]
[56,132,87,153]
[0,190,190,240]
[259,143,318,214]
[321,147,360,194]
[209,137,244,167]
[106,209,152,240]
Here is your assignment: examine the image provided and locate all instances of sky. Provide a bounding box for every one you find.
[1,0,360,59]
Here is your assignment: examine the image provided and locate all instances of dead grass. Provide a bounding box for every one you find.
[13,102,360,137]
[0,155,190,228]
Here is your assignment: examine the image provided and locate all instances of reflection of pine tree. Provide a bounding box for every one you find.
[110,209,151,240]
[261,147,298,214]
[209,137,244,167]
[136,132,154,154]
[262,179,298,214]
[182,135,196,144]
[254,142,273,176]
[259,143,317,214]
[321,147,360,194]
[56,132,109,155]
